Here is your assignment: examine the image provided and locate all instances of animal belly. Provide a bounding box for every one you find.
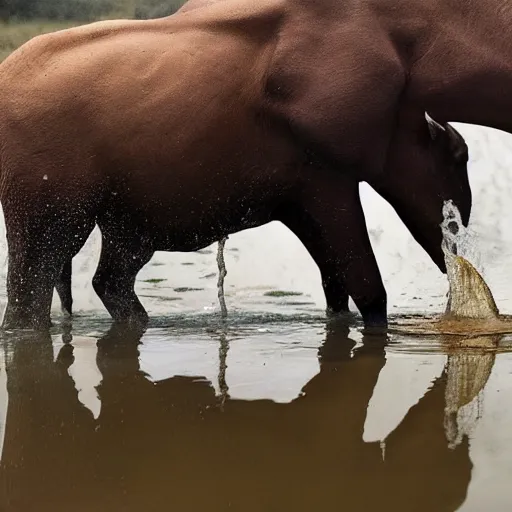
[118,191,277,253]
[100,69,301,252]
[0,18,302,251]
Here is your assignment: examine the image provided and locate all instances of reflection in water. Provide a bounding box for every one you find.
[0,322,477,512]
[444,335,499,449]
[0,347,6,464]
[217,329,229,409]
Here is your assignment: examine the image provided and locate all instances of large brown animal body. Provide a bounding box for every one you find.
[0,0,471,330]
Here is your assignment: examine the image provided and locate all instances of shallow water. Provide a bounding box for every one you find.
[1,123,512,510]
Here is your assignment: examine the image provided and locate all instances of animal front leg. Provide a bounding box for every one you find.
[297,174,387,328]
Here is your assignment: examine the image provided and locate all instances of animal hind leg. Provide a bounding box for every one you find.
[2,211,95,330]
[3,244,59,330]
[278,205,351,315]
[55,260,73,316]
[92,228,154,326]
[55,226,97,316]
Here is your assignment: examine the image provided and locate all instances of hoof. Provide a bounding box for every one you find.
[61,306,73,317]
[326,307,354,317]
[326,309,357,327]
[112,314,149,331]
[326,306,356,319]
[361,323,388,337]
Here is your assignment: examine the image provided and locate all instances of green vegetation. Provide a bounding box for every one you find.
[0,20,80,61]
[143,278,167,284]
[0,0,186,21]
[133,0,185,19]
[0,0,188,61]
[264,290,303,298]
[1,0,113,23]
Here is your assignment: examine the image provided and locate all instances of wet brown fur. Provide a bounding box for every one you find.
[0,0,472,329]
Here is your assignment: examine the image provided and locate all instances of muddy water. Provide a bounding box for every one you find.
[1,124,512,510]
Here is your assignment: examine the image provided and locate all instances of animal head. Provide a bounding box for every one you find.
[374,112,472,273]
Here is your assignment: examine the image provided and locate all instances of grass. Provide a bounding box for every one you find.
[264,290,303,298]
[0,20,84,62]
[0,0,139,62]
[0,0,190,62]
[143,278,167,284]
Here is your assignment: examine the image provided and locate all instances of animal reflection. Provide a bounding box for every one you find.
[0,323,476,511]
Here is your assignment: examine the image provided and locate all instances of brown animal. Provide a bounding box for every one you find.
[52,113,468,326]
[54,111,468,326]
[0,0,471,330]
[401,0,512,133]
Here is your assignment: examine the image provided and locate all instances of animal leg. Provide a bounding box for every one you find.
[278,206,351,315]
[55,228,97,316]
[3,246,59,330]
[92,231,154,326]
[2,215,95,330]
[287,173,387,327]
[55,260,73,316]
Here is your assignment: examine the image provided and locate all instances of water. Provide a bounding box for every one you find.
[441,200,499,319]
[389,198,512,336]
[1,123,512,510]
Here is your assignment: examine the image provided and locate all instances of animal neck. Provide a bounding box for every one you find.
[396,0,512,132]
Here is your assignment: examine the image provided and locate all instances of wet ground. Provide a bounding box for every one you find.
[1,123,512,510]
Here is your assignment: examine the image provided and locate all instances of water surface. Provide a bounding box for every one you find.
[1,318,512,511]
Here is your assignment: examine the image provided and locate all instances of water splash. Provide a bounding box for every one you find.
[216,237,228,318]
[441,200,499,320]
[440,200,481,266]
[389,200,512,337]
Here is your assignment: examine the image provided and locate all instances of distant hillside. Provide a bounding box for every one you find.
[0,0,187,23]
[115,0,188,20]
[0,0,188,61]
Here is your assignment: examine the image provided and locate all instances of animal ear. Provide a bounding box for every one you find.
[444,123,469,163]
[425,112,445,140]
